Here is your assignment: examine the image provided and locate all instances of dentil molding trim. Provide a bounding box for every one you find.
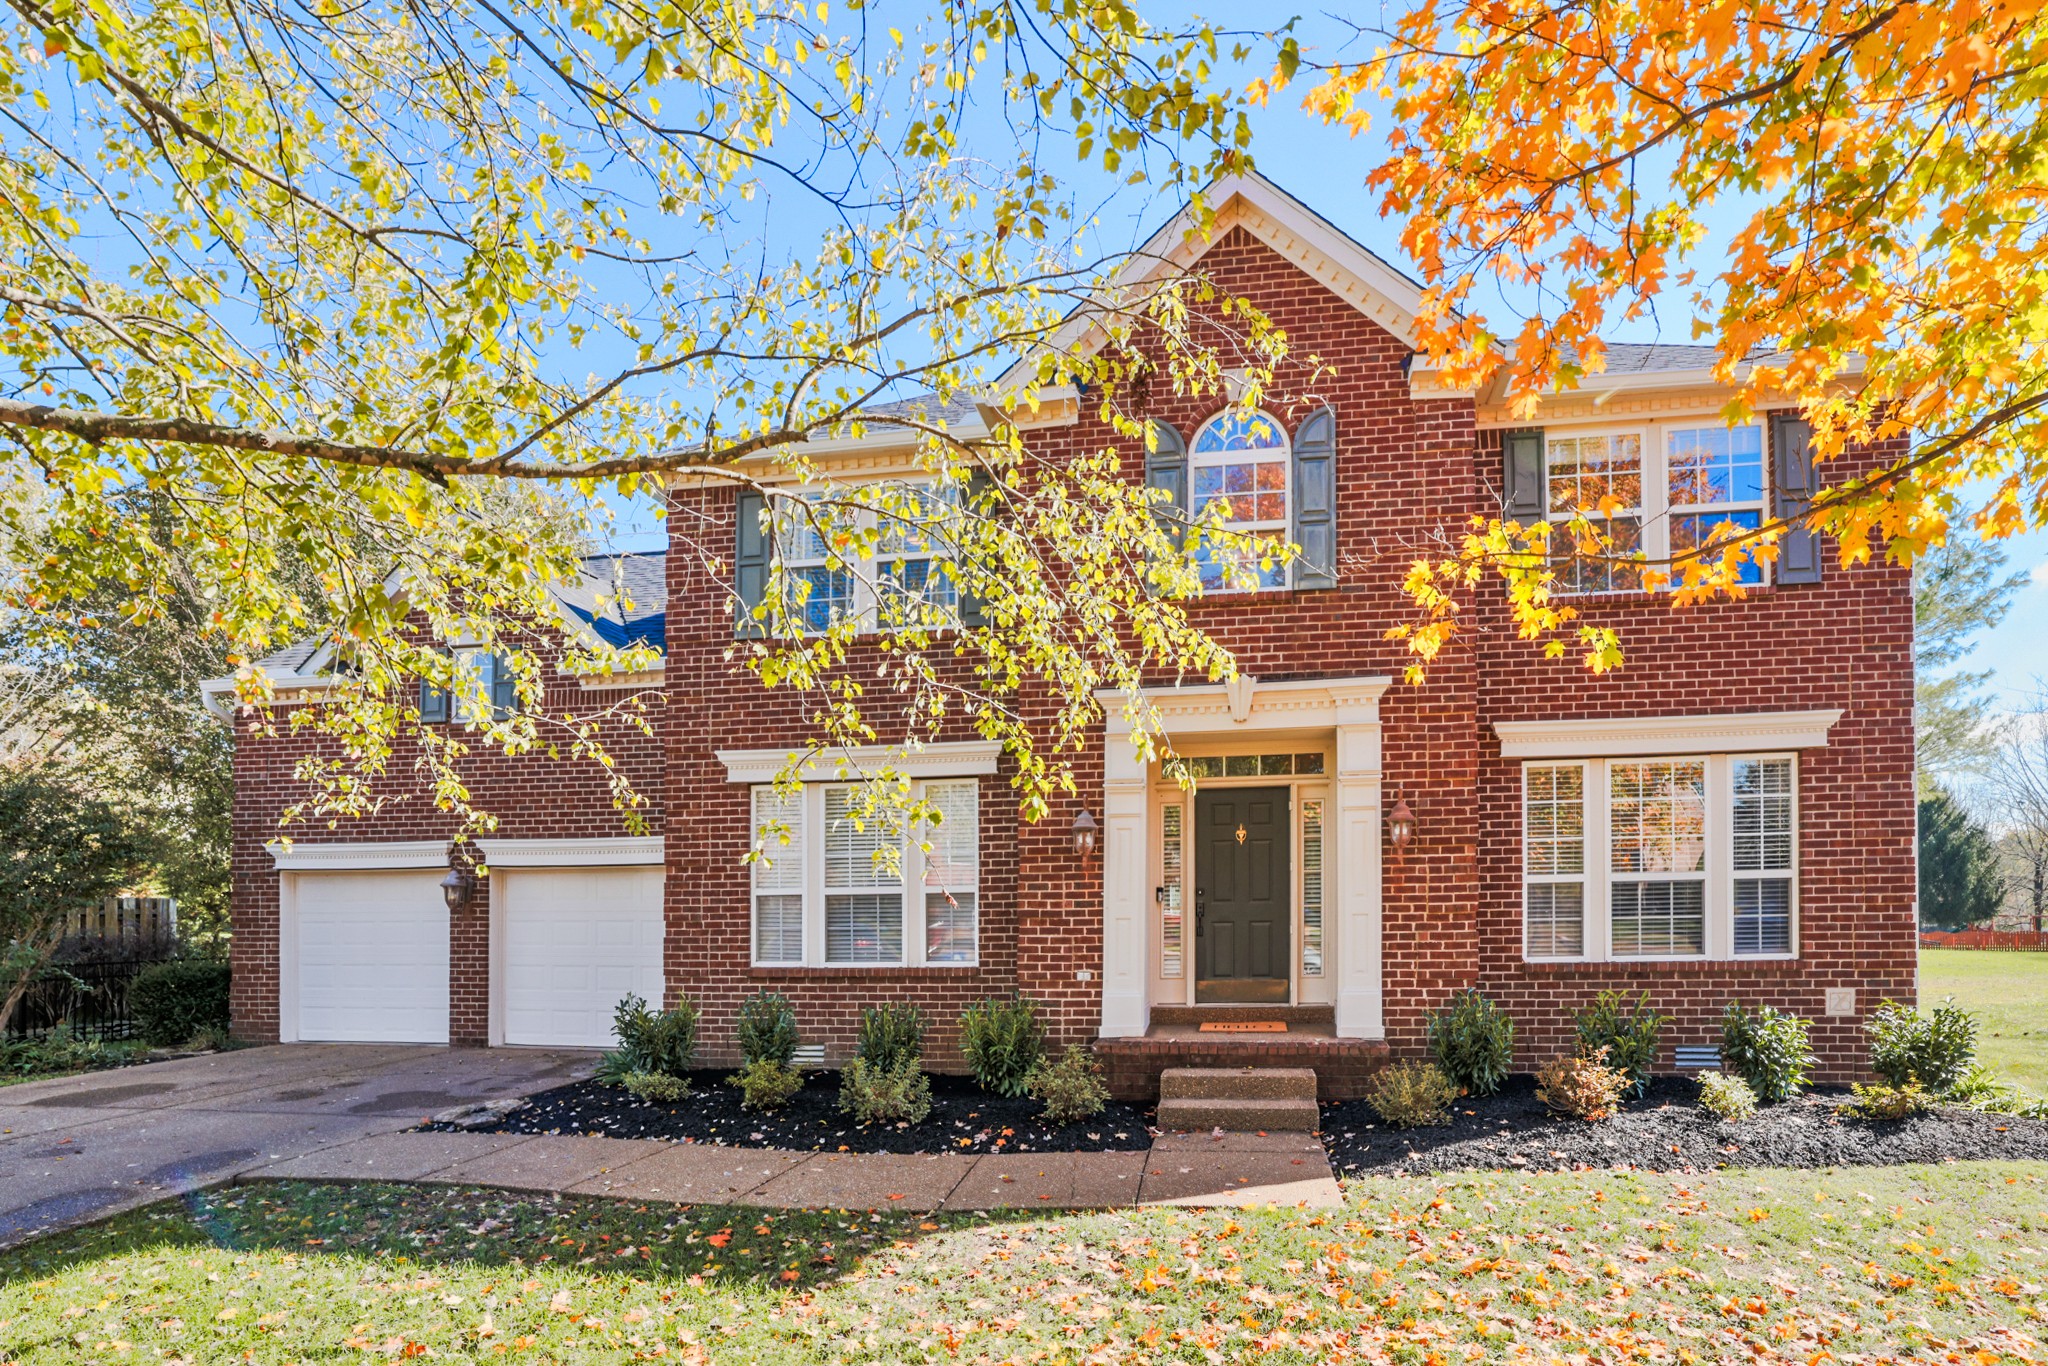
[1493,709,1845,759]
[476,837,666,868]
[267,840,451,871]
[717,740,1003,784]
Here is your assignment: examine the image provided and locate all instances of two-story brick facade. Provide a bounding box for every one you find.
[218,173,1917,1096]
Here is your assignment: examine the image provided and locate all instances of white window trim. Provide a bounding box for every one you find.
[1521,761,1589,960]
[718,740,1001,784]
[1538,417,1773,593]
[1494,709,1841,759]
[1519,752,1799,964]
[748,778,982,969]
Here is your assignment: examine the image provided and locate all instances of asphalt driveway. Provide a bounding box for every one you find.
[0,1044,595,1249]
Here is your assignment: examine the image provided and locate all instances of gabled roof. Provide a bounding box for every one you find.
[998,170,1432,394]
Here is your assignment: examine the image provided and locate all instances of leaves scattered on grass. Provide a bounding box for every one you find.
[1,1165,2044,1363]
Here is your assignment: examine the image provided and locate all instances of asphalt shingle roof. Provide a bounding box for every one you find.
[248,549,667,679]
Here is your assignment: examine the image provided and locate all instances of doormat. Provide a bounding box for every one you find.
[1197,1021,1288,1034]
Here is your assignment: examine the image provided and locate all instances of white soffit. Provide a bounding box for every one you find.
[717,740,1003,784]
[268,840,451,871]
[1493,709,1845,759]
[477,837,666,868]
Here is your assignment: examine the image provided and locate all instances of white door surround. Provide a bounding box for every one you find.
[1096,675,1391,1040]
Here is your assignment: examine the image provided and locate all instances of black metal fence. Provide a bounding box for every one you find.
[4,896,183,1043]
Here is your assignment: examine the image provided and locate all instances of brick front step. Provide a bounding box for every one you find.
[1156,1095,1322,1132]
[1096,1035,1391,1102]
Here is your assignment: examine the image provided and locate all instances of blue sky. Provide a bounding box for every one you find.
[599,5,2045,710]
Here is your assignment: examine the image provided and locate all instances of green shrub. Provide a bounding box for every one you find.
[838,1056,932,1125]
[1867,998,1977,1093]
[1426,990,1515,1096]
[1946,1063,2048,1119]
[959,996,1044,1097]
[1026,1045,1108,1124]
[597,993,697,1084]
[730,1058,804,1112]
[128,959,231,1047]
[622,1070,691,1103]
[1694,1071,1758,1122]
[856,1003,927,1072]
[1365,1060,1458,1128]
[1718,1002,1813,1105]
[1841,1081,1937,1121]
[1571,990,1667,1096]
[1535,1048,1629,1121]
[736,991,799,1068]
[188,1025,233,1053]
[1,1024,135,1078]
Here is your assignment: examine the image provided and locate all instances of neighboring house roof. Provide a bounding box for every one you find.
[201,550,668,714]
[550,551,667,653]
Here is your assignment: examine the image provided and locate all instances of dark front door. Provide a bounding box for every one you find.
[1194,786,1290,1003]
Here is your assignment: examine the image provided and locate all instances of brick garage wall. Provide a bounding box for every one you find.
[1469,428,1918,1081]
[228,627,666,1045]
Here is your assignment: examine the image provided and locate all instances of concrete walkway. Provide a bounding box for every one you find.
[2,1045,1340,1250]
[236,1126,1342,1211]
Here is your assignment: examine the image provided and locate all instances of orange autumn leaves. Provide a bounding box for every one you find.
[1271,0,2048,674]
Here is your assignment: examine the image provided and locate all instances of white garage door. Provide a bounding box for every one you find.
[503,868,665,1047]
[295,870,450,1043]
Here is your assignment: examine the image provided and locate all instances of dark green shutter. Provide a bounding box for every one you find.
[733,489,769,637]
[1770,412,1823,585]
[1291,405,1338,589]
[1145,419,1188,546]
[957,469,995,629]
[489,652,516,717]
[1503,428,1546,521]
[418,671,449,724]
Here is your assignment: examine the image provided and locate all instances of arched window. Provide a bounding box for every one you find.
[1190,409,1290,591]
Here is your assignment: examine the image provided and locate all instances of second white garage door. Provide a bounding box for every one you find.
[502,868,666,1047]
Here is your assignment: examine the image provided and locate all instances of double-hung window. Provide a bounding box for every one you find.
[1521,754,1797,961]
[1190,410,1290,592]
[748,778,982,967]
[1732,757,1795,953]
[1546,433,1644,594]
[770,483,960,633]
[1533,421,1771,595]
[773,494,856,633]
[1668,424,1766,585]
[874,484,961,630]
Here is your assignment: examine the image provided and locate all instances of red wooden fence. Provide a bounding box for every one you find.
[1920,929,2048,951]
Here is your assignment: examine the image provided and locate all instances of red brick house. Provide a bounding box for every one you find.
[214,173,1916,1095]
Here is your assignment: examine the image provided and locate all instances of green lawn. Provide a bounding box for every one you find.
[1923,947,2048,1095]
[4,1168,2046,1362]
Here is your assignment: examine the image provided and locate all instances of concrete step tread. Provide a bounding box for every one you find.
[1159,1067,1319,1102]
[1155,1096,1322,1133]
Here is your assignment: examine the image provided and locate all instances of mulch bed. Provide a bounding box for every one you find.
[431,1069,1155,1155]
[1321,1075,2048,1177]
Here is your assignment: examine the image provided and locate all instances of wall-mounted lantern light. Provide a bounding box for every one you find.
[1072,808,1099,858]
[440,861,475,911]
[1387,795,1417,858]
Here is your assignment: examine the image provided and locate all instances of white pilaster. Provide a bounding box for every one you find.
[1100,739,1152,1038]
[1333,691,1385,1040]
